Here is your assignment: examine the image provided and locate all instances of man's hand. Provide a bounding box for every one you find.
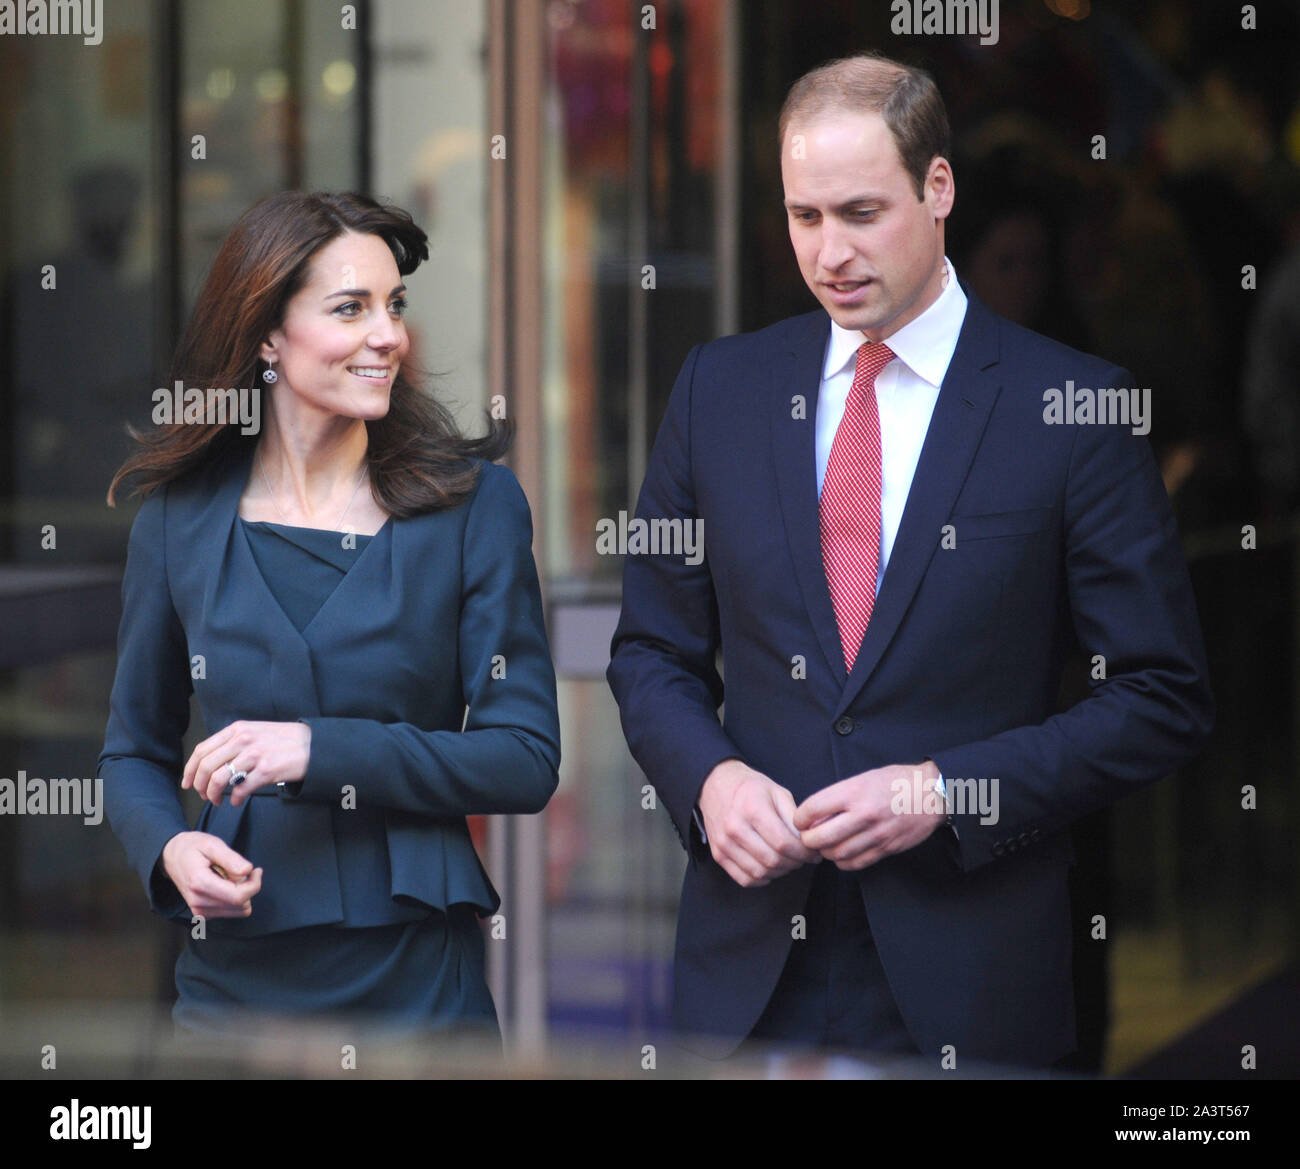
[697,759,820,887]
[794,760,945,871]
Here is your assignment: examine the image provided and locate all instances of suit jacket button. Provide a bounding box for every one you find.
[834,717,855,736]
[1030,828,1042,842]
[992,842,1005,858]
[1018,831,1032,847]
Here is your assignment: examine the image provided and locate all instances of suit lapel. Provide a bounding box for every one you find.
[771,312,847,683]
[835,293,1003,716]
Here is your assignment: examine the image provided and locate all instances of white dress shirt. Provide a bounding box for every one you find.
[816,257,968,596]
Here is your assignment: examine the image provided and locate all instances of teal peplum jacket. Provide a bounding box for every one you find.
[98,438,561,939]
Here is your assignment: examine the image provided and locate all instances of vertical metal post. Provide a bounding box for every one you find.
[154,0,183,1006]
[715,0,740,339]
[487,0,549,1062]
[355,0,373,194]
[284,0,304,190]
[485,0,512,1036]
[626,2,650,512]
[155,0,181,388]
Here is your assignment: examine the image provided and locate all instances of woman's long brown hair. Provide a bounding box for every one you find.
[107,191,510,513]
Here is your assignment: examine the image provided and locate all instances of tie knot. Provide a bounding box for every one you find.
[852,338,894,369]
[855,341,894,379]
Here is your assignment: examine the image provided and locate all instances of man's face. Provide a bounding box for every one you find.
[781,111,953,339]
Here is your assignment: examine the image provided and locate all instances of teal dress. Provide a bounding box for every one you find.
[171,519,499,1038]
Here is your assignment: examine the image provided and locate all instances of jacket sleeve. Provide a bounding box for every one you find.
[606,344,743,851]
[292,462,561,817]
[97,488,194,921]
[931,370,1215,871]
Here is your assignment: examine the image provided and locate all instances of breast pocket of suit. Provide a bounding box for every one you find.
[945,506,1056,584]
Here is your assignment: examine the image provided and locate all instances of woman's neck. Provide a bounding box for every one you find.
[253,410,370,523]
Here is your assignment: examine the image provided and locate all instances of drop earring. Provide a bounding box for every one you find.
[262,357,278,384]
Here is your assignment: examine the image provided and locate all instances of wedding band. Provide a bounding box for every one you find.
[225,762,247,786]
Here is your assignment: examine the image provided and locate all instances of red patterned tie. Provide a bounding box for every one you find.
[820,341,893,672]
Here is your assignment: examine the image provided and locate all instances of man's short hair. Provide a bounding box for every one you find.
[778,53,951,200]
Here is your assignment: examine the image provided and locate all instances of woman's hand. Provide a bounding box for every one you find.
[182,720,312,807]
[161,831,263,919]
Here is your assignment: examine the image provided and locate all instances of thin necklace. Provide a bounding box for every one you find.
[257,451,368,532]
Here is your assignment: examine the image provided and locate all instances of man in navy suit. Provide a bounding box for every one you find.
[607,52,1212,1067]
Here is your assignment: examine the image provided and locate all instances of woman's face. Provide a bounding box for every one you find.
[261,230,410,422]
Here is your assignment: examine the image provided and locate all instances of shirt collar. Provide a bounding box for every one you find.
[822,257,969,388]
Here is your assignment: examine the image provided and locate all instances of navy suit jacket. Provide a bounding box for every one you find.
[99,440,560,939]
[607,292,1213,1065]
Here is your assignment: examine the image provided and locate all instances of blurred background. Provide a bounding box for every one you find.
[0,0,1297,1077]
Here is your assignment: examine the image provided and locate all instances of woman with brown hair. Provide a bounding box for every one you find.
[98,191,560,1038]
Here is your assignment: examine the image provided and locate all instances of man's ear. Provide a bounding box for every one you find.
[927,156,955,221]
